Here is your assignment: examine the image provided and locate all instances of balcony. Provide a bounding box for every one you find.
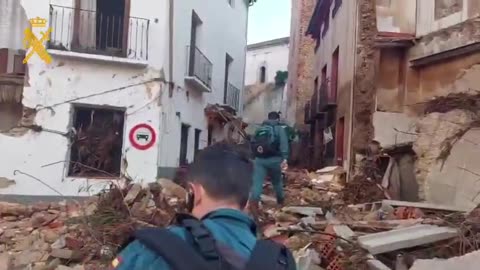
[315,81,337,113]
[225,83,240,112]
[48,5,149,62]
[185,46,212,92]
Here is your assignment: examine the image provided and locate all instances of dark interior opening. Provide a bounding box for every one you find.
[68,106,124,177]
[96,0,125,52]
[180,123,190,165]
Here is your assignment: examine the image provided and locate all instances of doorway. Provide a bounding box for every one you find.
[180,124,190,165]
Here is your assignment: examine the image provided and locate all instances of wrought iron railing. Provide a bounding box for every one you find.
[48,5,149,61]
[186,46,213,89]
[225,83,240,111]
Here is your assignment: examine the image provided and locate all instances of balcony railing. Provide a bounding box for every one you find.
[186,46,213,90]
[225,83,240,111]
[48,5,149,61]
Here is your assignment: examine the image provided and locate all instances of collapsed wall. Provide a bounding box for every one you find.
[414,94,480,210]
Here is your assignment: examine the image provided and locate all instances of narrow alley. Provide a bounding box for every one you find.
[1,0,480,269]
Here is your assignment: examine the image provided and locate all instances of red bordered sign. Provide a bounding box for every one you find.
[129,123,156,150]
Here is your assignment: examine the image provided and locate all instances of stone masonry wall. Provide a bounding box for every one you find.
[288,0,316,130]
[352,0,378,152]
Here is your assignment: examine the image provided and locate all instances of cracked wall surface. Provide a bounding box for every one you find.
[414,109,480,210]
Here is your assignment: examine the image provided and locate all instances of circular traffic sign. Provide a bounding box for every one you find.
[129,123,156,150]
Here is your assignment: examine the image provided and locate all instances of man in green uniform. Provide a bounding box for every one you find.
[250,112,289,211]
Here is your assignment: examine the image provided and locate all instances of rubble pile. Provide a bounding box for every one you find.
[1,165,479,270]
[258,167,480,270]
[0,179,187,270]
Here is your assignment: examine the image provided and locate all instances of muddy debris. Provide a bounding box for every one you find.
[1,166,479,270]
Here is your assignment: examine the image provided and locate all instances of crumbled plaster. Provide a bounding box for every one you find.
[413,109,478,200]
[1,106,38,137]
[410,19,480,59]
[0,177,16,189]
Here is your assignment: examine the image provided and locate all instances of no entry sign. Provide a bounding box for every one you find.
[129,123,156,150]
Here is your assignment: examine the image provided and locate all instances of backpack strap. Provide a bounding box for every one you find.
[135,214,238,270]
[135,228,212,270]
[245,240,296,270]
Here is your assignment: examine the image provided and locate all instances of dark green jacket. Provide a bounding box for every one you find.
[114,209,257,270]
[260,120,289,160]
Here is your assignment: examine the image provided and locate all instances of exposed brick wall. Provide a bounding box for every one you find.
[287,0,316,130]
[352,0,378,152]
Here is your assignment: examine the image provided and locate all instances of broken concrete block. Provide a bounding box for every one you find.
[157,178,187,199]
[358,224,458,255]
[51,236,66,249]
[14,250,46,267]
[409,250,480,270]
[0,202,30,217]
[382,200,467,212]
[325,212,355,240]
[123,184,143,204]
[282,206,323,217]
[50,249,82,260]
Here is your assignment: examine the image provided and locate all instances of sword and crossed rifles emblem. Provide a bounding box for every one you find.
[23,17,53,64]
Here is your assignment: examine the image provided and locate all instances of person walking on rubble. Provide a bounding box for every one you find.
[249,111,289,213]
[111,143,296,270]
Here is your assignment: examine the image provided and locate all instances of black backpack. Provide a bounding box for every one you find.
[251,124,280,158]
[133,214,296,270]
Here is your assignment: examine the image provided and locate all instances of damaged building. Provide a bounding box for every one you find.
[301,0,480,210]
[243,37,290,134]
[0,0,251,197]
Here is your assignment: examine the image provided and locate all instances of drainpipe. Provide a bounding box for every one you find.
[168,0,174,92]
[157,0,174,175]
[347,0,360,180]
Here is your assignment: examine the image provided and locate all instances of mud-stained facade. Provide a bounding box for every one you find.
[303,0,480,208]
[0,0,249,196]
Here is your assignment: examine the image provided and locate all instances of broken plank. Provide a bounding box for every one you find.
[382,200,468,212]
[358,224,458,255]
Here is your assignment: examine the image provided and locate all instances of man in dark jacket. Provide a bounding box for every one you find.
[112,143,281,270]
[249,112,289,211]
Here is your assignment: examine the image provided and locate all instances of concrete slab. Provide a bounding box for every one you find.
[283,206,323,217]
[325,212,355,240]
[382,200,468,212]
[357,224,458,255]
[409,250,480,270]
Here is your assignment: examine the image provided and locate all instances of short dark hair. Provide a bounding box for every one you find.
[186,143,253,208]
[268,111,280,120]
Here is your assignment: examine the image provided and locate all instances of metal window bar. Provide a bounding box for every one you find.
[226,83,240,111]
[48,4,149,61]
[186,45,213,89]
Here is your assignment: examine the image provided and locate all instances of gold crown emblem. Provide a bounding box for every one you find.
[29,17,47,27]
